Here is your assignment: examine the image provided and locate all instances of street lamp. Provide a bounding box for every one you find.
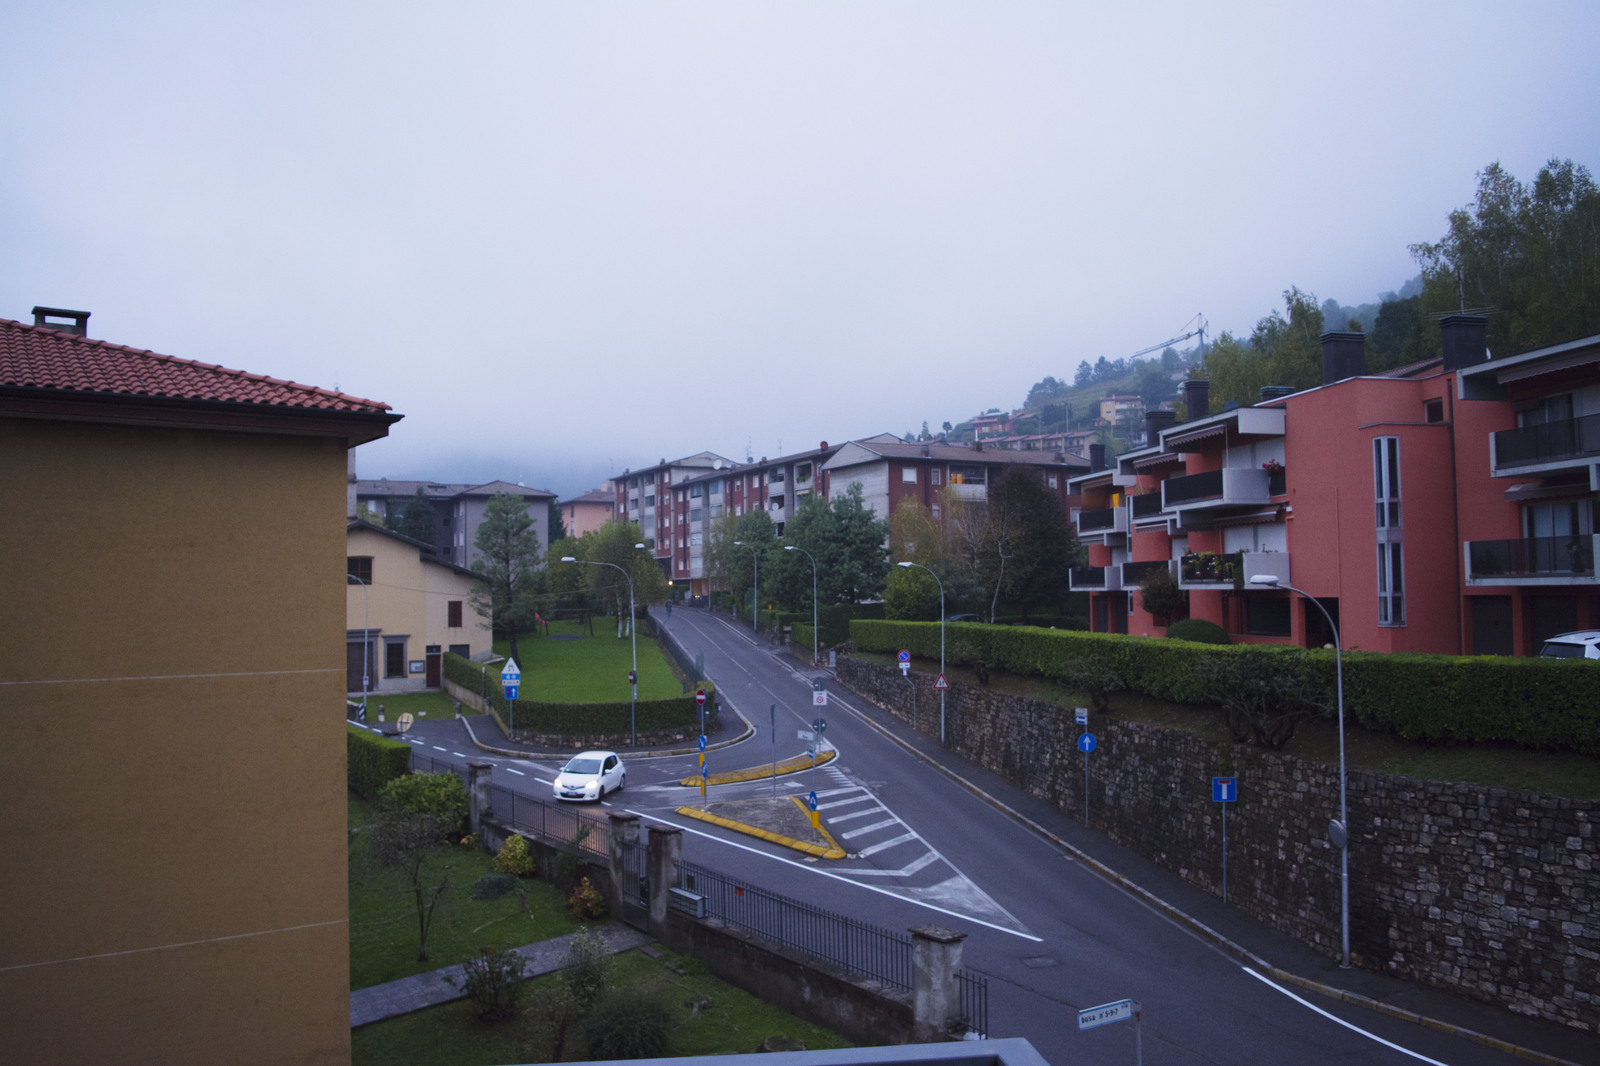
[897,561,945,744]
[561,543,646,747]
[1250,573,1349,969]
[347,572,369,719]
[784,545,818,665]
[734,540,759,633]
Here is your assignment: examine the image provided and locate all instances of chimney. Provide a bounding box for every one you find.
[1144,409,1177,443]
[819,441,828,450]
[1440,315,1489,372]
[1180,379,1210,422]
[1089,442,1106,472]
[1260,385,1295,402]
[32,306,90,336]
[1320,331,1366,385]
[973,440,983,452]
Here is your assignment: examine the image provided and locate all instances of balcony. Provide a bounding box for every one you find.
[1069,565,1122,592]
[1120,559,1176,587]
[1075,505,1128,544]
[1163,467,1273,514]
[1490,414,1600,476]
[1128,490,1175,530]
[1179,550,1291,590]
[1465,534,1599,586]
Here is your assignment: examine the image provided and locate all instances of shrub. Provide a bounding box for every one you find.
[1138,569,1188,624]
[377,772,468,834]
[561,927,614,1014]
[568,876,607,921]
[452,944,529,1020]
[494,833,536,876]
[347,726,412,799]
[582,980,678,1060]
[1164,618,1231,644]
[472,873,521,900]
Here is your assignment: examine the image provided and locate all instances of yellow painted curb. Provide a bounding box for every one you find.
[675,806,847,860]
[678,748,836,786]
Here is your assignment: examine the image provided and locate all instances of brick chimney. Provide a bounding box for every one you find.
[32,306,90,336]
[1144,409,1177,443]
[1180,379,1210,422]
[1440,315,1489,372]
[1088,442,1106,472]
[1320,331,1366,385]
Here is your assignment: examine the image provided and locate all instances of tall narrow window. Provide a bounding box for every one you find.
[1374,436,1404,624]
[447,601,463,628]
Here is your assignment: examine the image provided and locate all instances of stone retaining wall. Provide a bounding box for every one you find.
[838,656,1599,1032]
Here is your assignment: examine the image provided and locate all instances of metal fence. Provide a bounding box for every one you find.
[676,859,914,991]
[408,751,469,784]
[488,784,611,859]
[955,968,989,1037]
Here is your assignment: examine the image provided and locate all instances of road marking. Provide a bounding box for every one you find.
[1242,968,1452,1065]
[627,809,1041,942]
[452,751,466,757]
[828,806,890,824]
[857,831,919,857]
[505,768,525,776]
[432,746,447,752]
[841,818,902,840]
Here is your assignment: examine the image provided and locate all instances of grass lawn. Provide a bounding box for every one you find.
[352,949,853,1066]
[859,650,1600,798]
[492,620,682,702]
[349,794,585,990]
[358,690,483,720]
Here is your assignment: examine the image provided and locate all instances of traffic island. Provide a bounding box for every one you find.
[677,748,836,787]
[676,796,847,859]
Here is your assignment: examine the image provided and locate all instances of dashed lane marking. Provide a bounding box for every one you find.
[505,768,525,776]
[857,831,919,858]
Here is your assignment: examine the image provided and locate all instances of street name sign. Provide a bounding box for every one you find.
[1075,707,1088,725]
[1077,998,1134,1030]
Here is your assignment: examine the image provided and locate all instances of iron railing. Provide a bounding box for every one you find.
[1468,535,1596,579]
[1077,507,1119,532]
[1069,565,1107,589]
[1494,413,1600,468]
[486,783,611,858]
[1121,559,1174,585]
[954,968,989,1037]
[1164,468,1225,505]
[1130,492,1166,519]
[676,859,914,991]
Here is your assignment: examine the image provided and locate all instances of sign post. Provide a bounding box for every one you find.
[1076,999,1141,1064]
[696,688,707,746]
[500,658,521,735]
[1213,776,1238,903]
[1078,732,1096,826]
[770,704,778,796]
[811,717,826,794]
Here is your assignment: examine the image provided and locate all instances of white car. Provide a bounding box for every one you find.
[552,750,626,802]
[1537,631,1600,659]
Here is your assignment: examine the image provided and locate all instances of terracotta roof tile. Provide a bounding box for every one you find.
[0,316,391,414]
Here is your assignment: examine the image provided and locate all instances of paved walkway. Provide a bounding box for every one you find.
[350,922,654,1028]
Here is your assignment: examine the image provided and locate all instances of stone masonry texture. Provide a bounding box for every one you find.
[838,656,1599,1032]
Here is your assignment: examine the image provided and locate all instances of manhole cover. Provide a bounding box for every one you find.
[1021,956,1058,968]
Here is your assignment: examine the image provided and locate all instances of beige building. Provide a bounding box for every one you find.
[1,307,399,1064]
[347,520,484,692]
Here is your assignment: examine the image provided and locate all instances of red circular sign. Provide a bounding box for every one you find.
[695,689,707,705]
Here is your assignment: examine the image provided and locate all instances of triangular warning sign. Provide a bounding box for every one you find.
[934,673,950,690]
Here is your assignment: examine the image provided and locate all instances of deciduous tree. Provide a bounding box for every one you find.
[469,493,543,665]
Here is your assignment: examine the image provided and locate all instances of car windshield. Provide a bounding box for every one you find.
[563,758,602,774]
[1539,643,1587,658]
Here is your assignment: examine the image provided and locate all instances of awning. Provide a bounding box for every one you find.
[1162,424,1227,447]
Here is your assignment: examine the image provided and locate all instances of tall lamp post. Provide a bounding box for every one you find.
[561,543,645,747]
[783,545,818,665]
[1250,573,1349,969]
[896,561,945,744]
[733,539,759,633]
[347,573,370,720]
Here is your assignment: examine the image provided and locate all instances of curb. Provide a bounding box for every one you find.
[459,706,756,761]
[678,748,837,787]
[829,682,1587,1066]
[675,805,847,860]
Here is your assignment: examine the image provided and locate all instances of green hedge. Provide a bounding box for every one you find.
[773,604,884,649]
[850,620,1600,755]
[443,652,717,736]
[348,726,413,799]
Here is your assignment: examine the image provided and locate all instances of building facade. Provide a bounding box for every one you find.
[354,478,555,569]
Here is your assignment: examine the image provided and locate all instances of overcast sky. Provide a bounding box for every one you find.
[5,2,1598,498]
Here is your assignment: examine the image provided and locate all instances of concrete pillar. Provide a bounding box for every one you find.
[608,813,640,916]
[646,826,683,935]
[910,923,967,1043]
[466,761,493,837]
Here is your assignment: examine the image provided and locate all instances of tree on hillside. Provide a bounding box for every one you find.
[469,493,543,665]
[1204,288,1326,409]
[395,487,436,547]
[1025,375,1071,408]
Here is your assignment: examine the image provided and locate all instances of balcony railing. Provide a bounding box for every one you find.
[1076,506,1128,542]
[1163,467,1272,512]
[1465,534,1598,585]
[1121,559,1176,587]
[1492,413,1600,472]
[1069,566,1122,591]
[1129,492,1166,519]
[1179,550,1291,590]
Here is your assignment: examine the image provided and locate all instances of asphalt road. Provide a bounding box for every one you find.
[374,608,1592,1066]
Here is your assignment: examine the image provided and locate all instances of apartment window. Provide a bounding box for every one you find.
[384,639,406,678]
[691,485,703,498]
[1425,398,1444,424]
[1048,474,1059,489]
[931,468,942,486]
[347,556,372,584]
[1245,596,1291,636]
[447,601,463,628]
[645,494,655,506]
[449,643,471,657]
[902,467,918,483]
[1374,436,1404,624]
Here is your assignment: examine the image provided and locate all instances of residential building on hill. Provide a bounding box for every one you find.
[1,306,399,1063]
[1071,318,1598,654]
[822,435,1088,522]
[354,478,555,569]
[614,450,735,580]
[557,483,616,537]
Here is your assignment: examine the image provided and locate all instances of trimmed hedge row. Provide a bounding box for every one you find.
[443,652,717,735]
[348,725,412,799]
[770,603,884,649]
[850,620,1600,755]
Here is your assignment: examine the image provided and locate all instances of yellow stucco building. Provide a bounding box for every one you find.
[0,307,399,1064]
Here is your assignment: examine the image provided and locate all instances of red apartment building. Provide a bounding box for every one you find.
[1071,317,1598,654]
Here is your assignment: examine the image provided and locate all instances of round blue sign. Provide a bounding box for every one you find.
[1078,733,1096,753]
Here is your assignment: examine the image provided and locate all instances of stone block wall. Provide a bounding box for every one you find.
[838,656,1598,1032]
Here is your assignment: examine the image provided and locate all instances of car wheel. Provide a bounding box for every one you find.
[616,773,625,793]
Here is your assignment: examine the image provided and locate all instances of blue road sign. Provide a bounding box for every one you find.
[897,649,911,663]
[503,685,518,700]
[1078,733,1096,753]
[701,763,708,778]
[698,734,707,751]
[807,790,818,810]
[1213,776,1238,802]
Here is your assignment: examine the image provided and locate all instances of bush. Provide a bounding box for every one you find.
[452,944,529,1020]
[347,726,412,799]
[494,833,536,877]
[1163,618,1231,644]
[472,873,521,900]
[568,876,607,921]
[561,927,614,1014]
[582,980,678,1060]
[378,772,468,834]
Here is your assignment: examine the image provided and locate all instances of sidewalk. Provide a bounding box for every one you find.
[350,923,654,1028]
